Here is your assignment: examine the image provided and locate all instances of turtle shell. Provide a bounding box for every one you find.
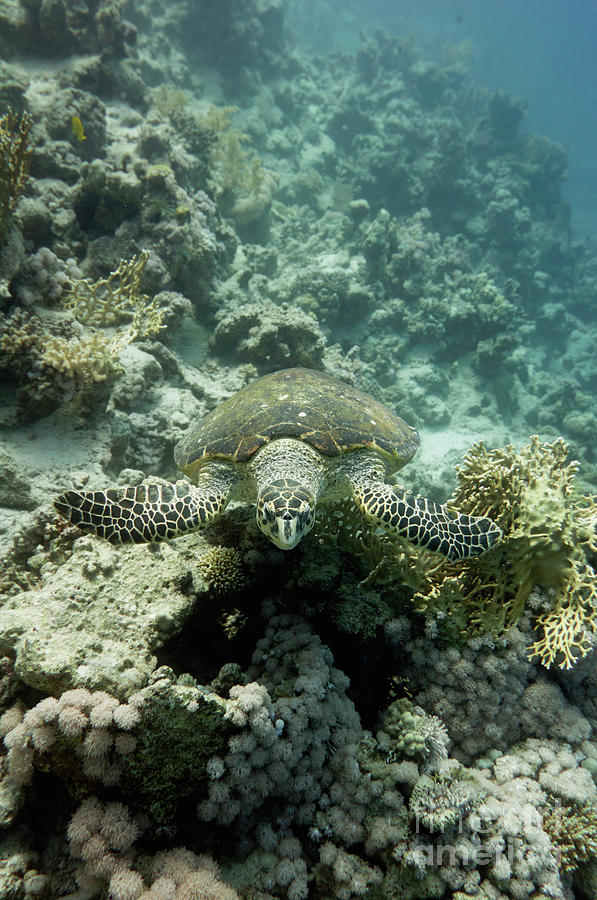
[174,367,420,477]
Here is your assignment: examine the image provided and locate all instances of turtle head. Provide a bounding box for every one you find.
[256,479,316,550]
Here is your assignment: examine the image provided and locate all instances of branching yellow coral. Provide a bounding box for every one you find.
[151,85,189,117]
[199,105,275,224]
[41,332,123,384]
[62,250,164,339]
[200,105,246,194]
[415,437,597,668]
[0,308,39,361]
[0,108,33,237]
[1,253,164,419]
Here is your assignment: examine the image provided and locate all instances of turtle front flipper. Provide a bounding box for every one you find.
[55,474,233,545]
[350,480,501,560]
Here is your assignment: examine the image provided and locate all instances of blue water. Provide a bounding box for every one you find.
[287,0,597,236]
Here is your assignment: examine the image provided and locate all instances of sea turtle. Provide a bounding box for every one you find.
[55,367,501,560]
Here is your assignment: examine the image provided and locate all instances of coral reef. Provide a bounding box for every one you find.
[1,674,229,824]
[1,2,597,898]
[213,298,326,371]
[0,529,205,694]
[363,208,523,364]
[409,437,597,669]
[398,615,591,764]
[2,588,597,899]
[176,0,285,78]
[543,798,597,872]
[307,433,597,676]
[0,307,119,420]
[200,104,276,226]
[401,739,596,900]
[22,0,134,56]
[0,108,32,240]
[0,252,165,421]
[454,437,597,667]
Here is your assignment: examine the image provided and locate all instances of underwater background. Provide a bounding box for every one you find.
[289,0,597,239]
[1,0,597,898]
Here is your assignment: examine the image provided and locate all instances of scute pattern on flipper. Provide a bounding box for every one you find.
[54,481,221,544]
[353,484,502,561]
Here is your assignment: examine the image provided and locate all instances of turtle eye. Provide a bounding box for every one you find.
[264,501,276,522]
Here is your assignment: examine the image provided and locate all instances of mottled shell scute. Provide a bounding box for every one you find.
[174,367,420,476]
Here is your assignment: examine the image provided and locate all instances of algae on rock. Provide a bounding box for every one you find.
[0,532,206,695]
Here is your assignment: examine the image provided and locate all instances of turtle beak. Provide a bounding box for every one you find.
[256,490,315,550]
[269,511,305,550]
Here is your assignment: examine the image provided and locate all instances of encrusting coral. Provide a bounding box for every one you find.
[413,436,597,669]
